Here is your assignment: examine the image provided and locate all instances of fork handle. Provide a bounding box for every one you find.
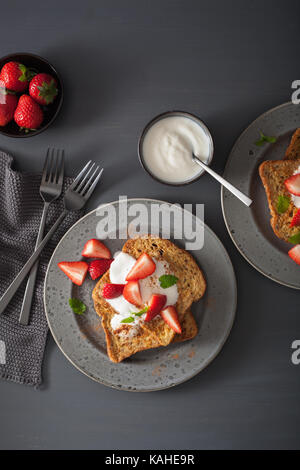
[19,202,50,325]
[0,210,68,316]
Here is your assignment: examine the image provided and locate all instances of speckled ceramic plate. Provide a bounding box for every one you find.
[44,198,236,391]
[222,102,300,289]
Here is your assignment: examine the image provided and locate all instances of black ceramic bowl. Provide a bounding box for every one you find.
[0,52,63,138]
[138,110,214,186]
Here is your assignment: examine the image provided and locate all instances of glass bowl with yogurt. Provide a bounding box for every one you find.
[138,111,214,186]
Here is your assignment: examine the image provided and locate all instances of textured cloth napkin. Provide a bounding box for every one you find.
[0,152,83,387]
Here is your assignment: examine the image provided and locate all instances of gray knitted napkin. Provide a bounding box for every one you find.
[0,152,83,387]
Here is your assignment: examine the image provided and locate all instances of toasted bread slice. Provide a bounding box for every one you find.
[284,128,300,160]
[122,237,206,346]
[92,236,205,362]
[93,271,161,362]
[259,159,300,242]
[93,271,198,362]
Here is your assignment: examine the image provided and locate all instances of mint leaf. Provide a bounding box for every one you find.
[288,232,300,244]
[69,298,86,315]
[121,308,149,323]
[121,316,134,323]
[265,135,277,143]
[159,274,178,288]
[255,138,265,146]
[255,131,277,146]
[134,306,149,317]
[277,195,290,214]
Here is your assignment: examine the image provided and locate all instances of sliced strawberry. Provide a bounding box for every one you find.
[58,261,88,286]
[288,245,300,265]
[290,209,300,228]
[102,283,125,299]
[81,239,111,259]
[123,281,143,307]
[160,306,182,334]
[88,259,113,280]
[145,293,167,322]
[284,173,300,196]
[126,253,156,281]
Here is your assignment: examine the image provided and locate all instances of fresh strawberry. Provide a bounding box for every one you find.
[0,61,33,92]
[102,283,125,299]
[82,239,111,259]
[58,261,88,286]
[160,306,182,334]
[29,73,58,105]
[0,90,18,126]
[285,173,300,196]
[14,95,43,130]
[145,293,167,322]
[288,245,300,265]
[290,209,300,228]
[126,253,156,281]
[88,259,113,280]
[123,281,143,307]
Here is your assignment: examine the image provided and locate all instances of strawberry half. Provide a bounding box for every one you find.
[284,173,300,196]
[126,253,156,281]
[58,261,88,286]
[123,281,143,307]
[145,293,167,322]
[160,306,182,334]
[82,239,111,259]
[290,209,300,228]
[288,245,300,266]
[88,259,113,280]
[102,283,125,299]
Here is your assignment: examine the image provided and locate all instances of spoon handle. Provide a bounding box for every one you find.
[193,155,252,207]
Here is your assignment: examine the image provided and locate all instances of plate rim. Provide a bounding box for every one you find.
[221,101,300,290]
[44,197,237,391]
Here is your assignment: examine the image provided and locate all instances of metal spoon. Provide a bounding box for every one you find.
[192,154,252,207]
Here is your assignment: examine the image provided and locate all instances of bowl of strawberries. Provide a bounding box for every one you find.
[0,52,63,137]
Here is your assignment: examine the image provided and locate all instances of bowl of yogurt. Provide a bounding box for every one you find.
[138,111,214,186]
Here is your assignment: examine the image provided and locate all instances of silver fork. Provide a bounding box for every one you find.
[19,148,65,325]
[0,160,103,316]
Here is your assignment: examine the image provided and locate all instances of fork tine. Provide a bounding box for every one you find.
[41,149,51,184]
[48,148,56,183]
[76,162,95,192]
[53,150,59,183]
[79,165,100,195]
[68,160,93,191]
[83,167,103,200]
[57,149,65,186]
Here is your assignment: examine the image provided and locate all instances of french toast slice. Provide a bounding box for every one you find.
[284,128,300,160]
[259,158,300,242]
[93,271,161,363]
[93,271,199,362]
[92,236,206,362]
[122,237,206,346]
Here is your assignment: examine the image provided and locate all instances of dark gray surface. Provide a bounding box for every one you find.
[0,0,299,450]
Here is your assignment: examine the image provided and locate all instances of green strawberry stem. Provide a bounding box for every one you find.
[37,79,58,104]
[0,87,16,95]
[18,64,37,82]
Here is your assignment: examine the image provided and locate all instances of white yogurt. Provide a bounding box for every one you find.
[107,252,178,332]
[142,115,211,184]
[291,165,300,209]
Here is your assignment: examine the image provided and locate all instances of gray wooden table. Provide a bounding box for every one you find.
[0,0,299,450]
